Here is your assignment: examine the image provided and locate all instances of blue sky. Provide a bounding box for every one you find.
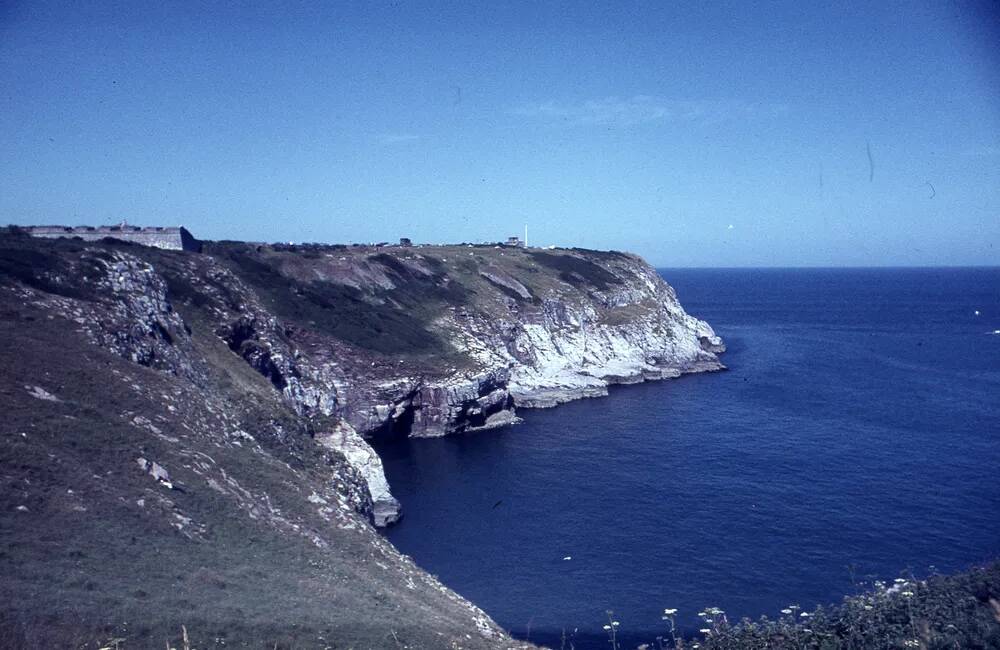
[1,1,998,266]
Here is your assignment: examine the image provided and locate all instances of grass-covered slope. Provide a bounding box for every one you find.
[0,233,531,649]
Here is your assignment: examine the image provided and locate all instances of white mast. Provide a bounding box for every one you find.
[524,224,528,248]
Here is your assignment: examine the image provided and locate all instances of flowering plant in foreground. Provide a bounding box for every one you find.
[673,563,1000,649]
[604,610,622,649]
[609,563,1000,649]
[657,608,679,649]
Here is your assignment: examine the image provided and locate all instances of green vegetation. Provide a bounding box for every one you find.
[527,250,623,291]
[369,252,470,307]
[208,244,451,356]
[0,236,127,301]
[598,303,654,327]
[0,245,94,300]
[162,272,214,309]
[629,562,1000,650]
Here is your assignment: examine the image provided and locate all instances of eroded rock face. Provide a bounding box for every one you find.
[81,252,193,374]
[326,251,724,439]
[505,292,725,408]
[403,252,726,413]
[10,239,723,529]
[317,421,401,526]
[409,367,518,437]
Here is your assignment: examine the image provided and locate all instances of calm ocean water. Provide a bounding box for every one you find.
[373,267,1000,649]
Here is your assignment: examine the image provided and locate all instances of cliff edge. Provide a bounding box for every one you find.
[196,240,724,522]
[0,231,722,648]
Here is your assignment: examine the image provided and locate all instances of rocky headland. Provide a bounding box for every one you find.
[0,230,723,648]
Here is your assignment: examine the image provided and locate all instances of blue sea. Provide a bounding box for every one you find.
[373,268,1000,649]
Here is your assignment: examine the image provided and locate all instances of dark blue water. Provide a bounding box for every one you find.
[374,268,1000,649]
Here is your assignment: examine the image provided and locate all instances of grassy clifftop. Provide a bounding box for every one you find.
[199,240,639,359]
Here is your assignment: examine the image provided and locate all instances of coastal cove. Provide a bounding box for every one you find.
[5,3,1000,646]
[375,267,1000,649]
[0,234,726,648]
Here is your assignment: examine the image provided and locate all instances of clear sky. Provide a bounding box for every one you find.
[1,1,998,266]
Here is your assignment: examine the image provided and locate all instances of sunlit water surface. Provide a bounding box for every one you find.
[374,267,1000,649]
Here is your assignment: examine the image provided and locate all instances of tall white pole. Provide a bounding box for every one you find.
[524,224,528,248]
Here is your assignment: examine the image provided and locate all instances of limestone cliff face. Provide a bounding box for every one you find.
[0,236,723,530]
[436,252,725,410]
[316,421,400,527]
[330,249,726,439]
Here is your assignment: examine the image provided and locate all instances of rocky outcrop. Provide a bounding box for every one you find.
[318,250,724,441]
[496,274,724,409]
[389,251,726,415]
[404,368,519,438]
[84,251,193,373]
[2,236,723,532]
[317,421,401,526]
